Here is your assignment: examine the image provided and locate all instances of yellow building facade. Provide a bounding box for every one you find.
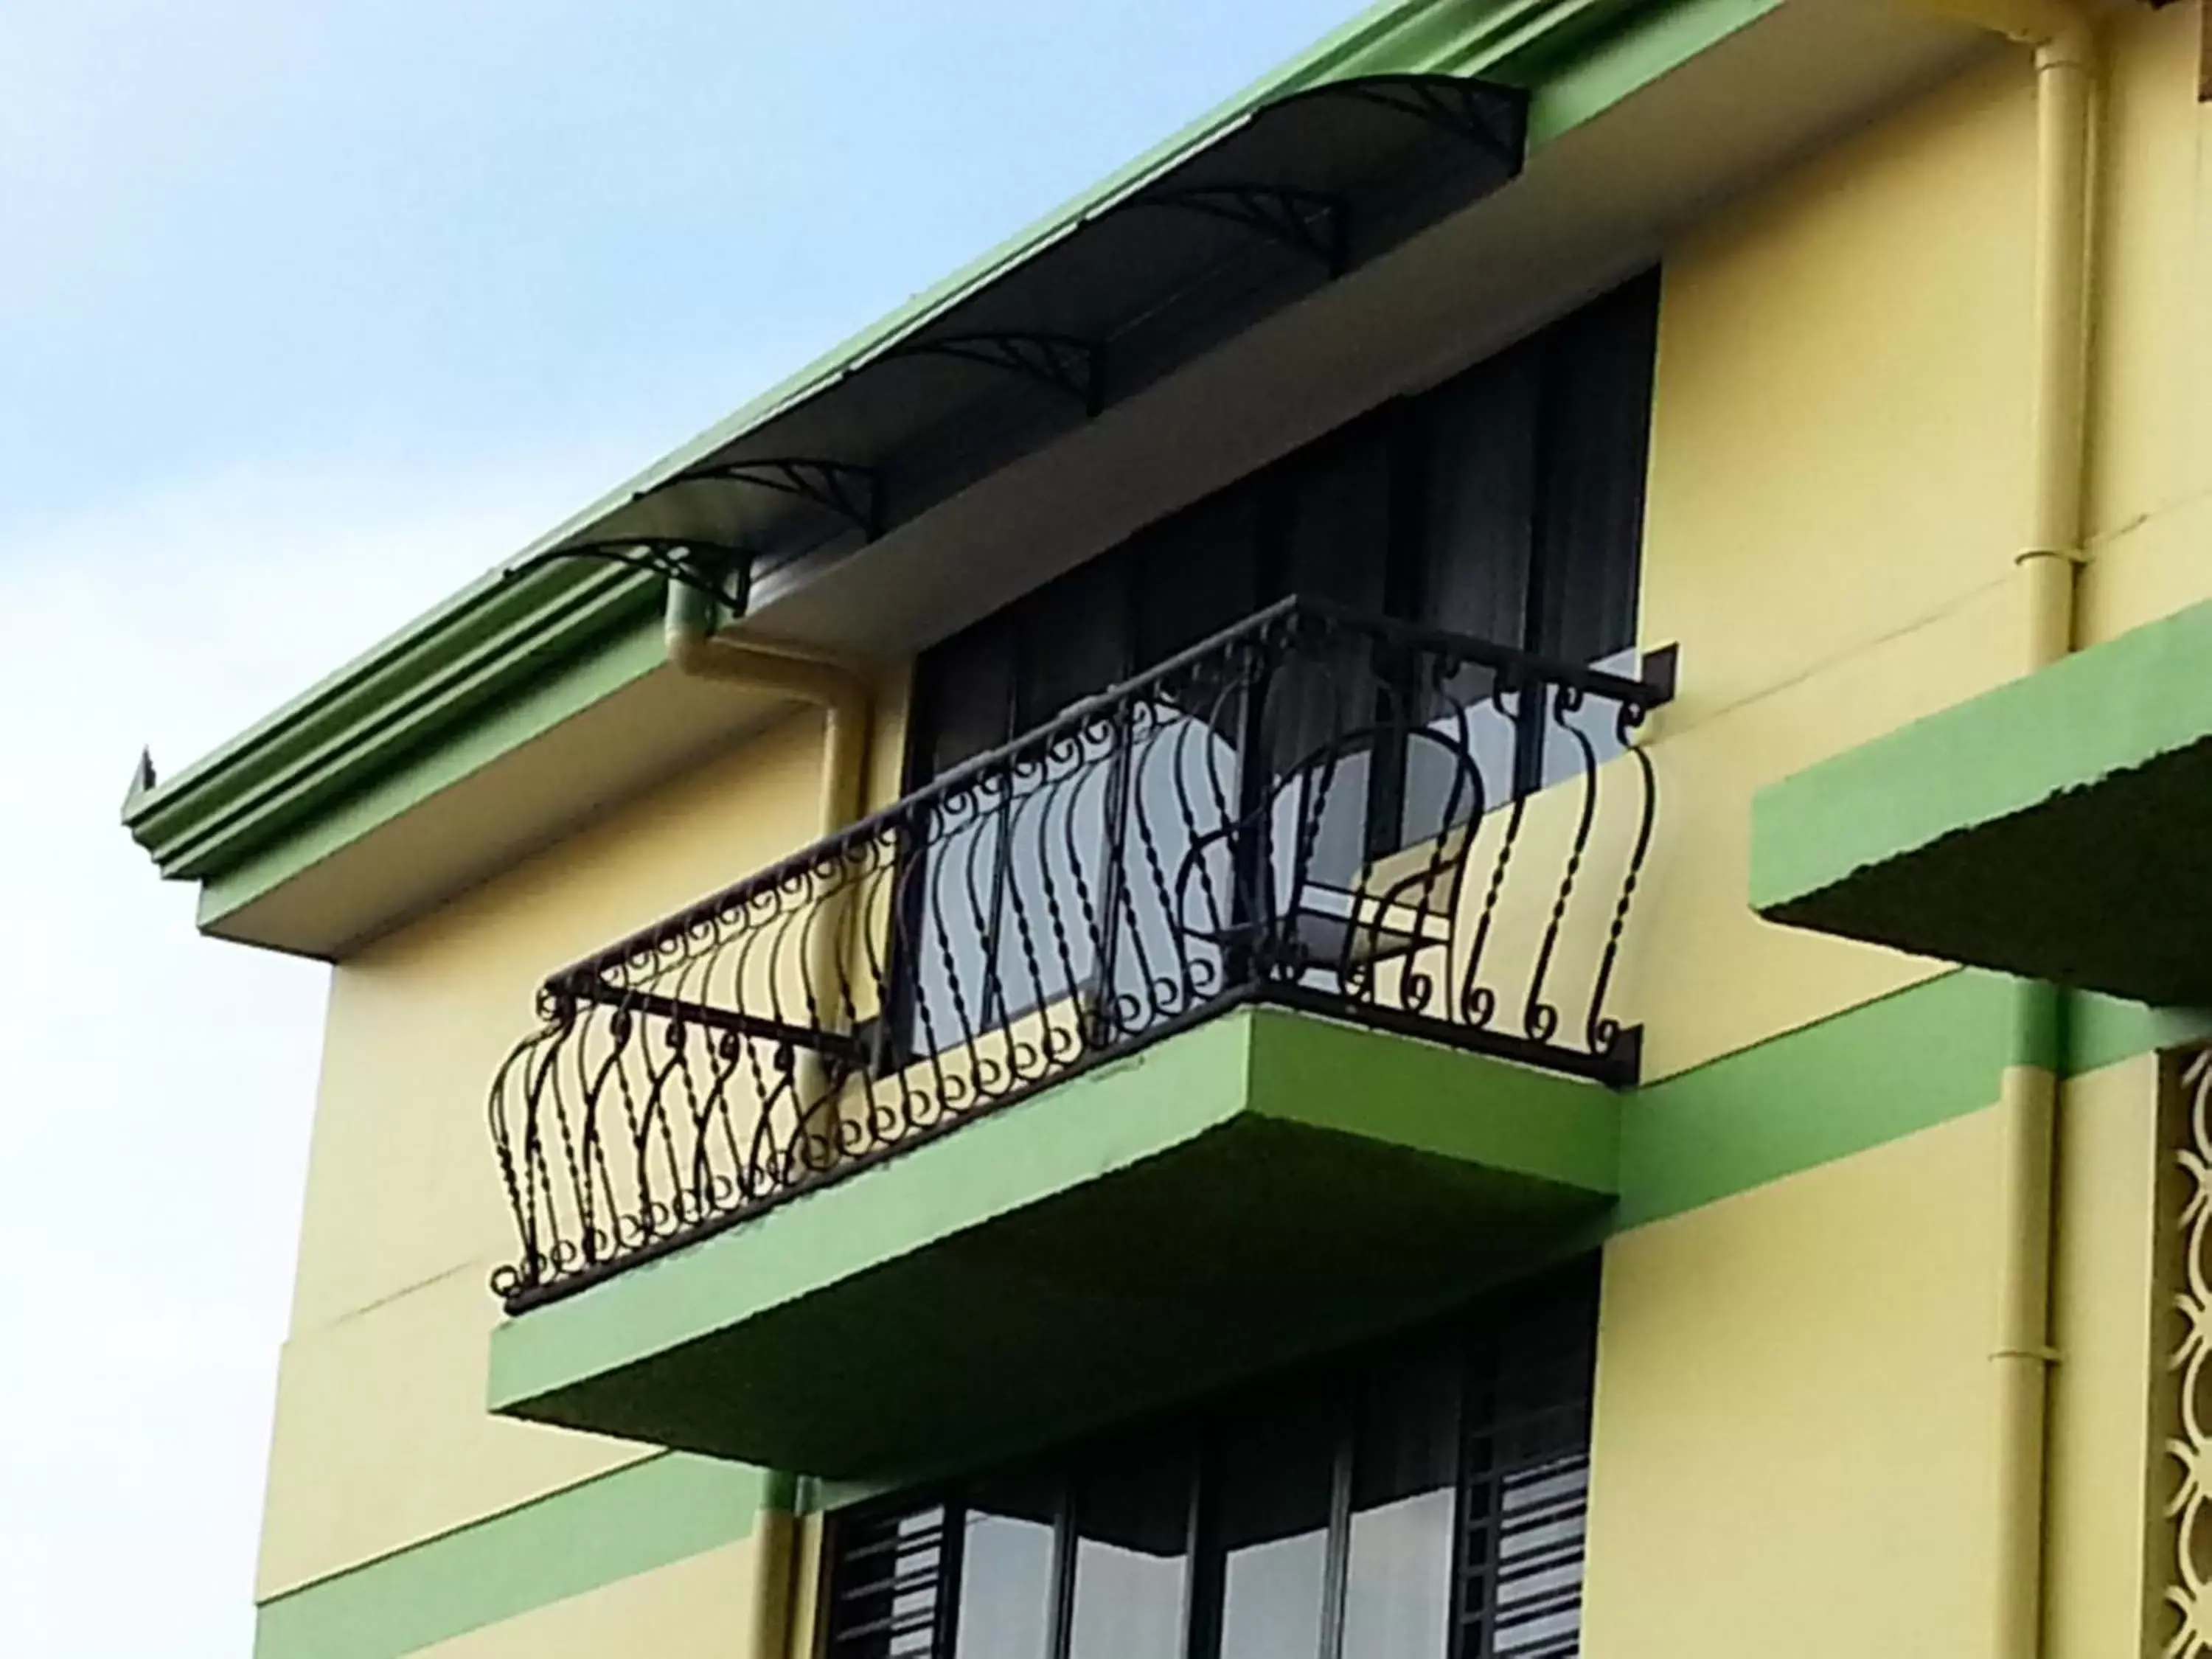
[128,3,2212,1657]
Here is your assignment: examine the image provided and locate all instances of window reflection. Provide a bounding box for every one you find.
[824,1265,1600,1659]
[1068,1433,1194,1659]
[1216,1390,1337,1659]
[956,1470,1059,1659]
[1344,1348,1461,1659]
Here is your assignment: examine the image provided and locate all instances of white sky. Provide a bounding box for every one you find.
[0,2,1357,1652]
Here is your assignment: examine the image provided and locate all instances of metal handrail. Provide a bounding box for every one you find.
[489,599,1672,1310]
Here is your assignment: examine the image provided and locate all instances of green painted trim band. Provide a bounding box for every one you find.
[251,1453,771,1659]
[1525,0,1784,143]
[1615,968,2180,1231]
[1616,969,2014,1228]
[128,563,658,884]
[131,0,1761,942]
[195,608,669,933]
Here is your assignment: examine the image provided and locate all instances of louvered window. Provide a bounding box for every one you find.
[824,1263,1598,1659]
[830,1506,954,1659]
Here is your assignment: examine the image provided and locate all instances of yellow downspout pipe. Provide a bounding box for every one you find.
[664,580,872,841]
[664,580,870,1659]
[2018,23,2096,667]
[1927,6,2098,1658]
[2000,21,2094,1659]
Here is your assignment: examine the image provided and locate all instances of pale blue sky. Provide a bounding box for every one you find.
[0,3,1359,1654]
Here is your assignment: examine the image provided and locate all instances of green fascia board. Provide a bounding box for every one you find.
[487,1006,1619,1482]
[125,559,659,883]
[127,0,1773,923]
[1617,967,2017,1228]
[1525,0,1782,142]
[194,607,669,931]
[1751,596,2212,1007]
[251,1451,772,1659]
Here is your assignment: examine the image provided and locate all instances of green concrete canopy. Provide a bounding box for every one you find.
[1753,596,2212,1009]
[488,1006,1618,1485]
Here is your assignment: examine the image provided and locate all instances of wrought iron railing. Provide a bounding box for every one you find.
[488,598,1673,1308]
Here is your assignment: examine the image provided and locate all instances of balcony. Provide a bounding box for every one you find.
[484,599,1672,1479]
[1753,596,2212,1007]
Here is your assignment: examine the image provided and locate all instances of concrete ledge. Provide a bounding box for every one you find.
[488,1006,1618,1484]
[1752,595,2212,1007]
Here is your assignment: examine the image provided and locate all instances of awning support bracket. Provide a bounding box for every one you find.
[884,331,1105,415]
[1131,184,1349,276]
[501,537,755,611]
[650,458,884,539]
[1330,75,1526,167]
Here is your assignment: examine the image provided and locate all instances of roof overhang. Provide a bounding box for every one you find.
[533,74,1528,584]
[129,0,1990,959]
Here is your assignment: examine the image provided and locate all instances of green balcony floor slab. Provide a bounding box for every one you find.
[1753,595,2212,1009]
[488,1005,1618,1484]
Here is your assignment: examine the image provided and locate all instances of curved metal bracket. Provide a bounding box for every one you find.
[884,331,1103,415]
[501,538,753,611]
[1328,75,1526,169]
[658,457,883,539]
[1130,184,1347,276]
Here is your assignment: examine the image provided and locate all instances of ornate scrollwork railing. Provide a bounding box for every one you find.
[2167,1050,2212,1657]
[488,598,1673,1308]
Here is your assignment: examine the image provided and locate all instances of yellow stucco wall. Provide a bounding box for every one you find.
[1576,13,2196,1652]
[1607,5,2212,1085]
[1368,47,2084,1088]
[1623,49,2037,1080]
[1582,1049,2171,1658]
[2043,1052,2173,1659]
[1582,1103,2001,1656]
[2076,1,2212,646]
[253,6,2211,1653]
[260,684,906,1601]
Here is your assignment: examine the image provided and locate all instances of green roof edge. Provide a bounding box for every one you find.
[127,0,1775,910]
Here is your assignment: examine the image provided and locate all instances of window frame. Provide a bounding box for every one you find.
[884,273,1658,1072]
[902,270,1659,818]
[821,1260,1601,1659]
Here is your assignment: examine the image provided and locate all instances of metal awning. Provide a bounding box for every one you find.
[531,74,1526,596]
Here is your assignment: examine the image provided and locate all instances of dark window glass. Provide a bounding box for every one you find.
[1214,1388,1339,1659]
[896,278,1660,1040]
[919,620,1016,778]
[908,275,1660,803]
[1418,343,1539,647]
[953,1470,1060,1659]
[1528,273,1660,670]
[824,1262,1598,1659]
[1015,552,1130,731]
[1399,344,1545,839]
[1132,490,1263,671]
[1276,423,1394,614]
[1068,1430,1195,1659]
[1344,1345,1461,1659]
